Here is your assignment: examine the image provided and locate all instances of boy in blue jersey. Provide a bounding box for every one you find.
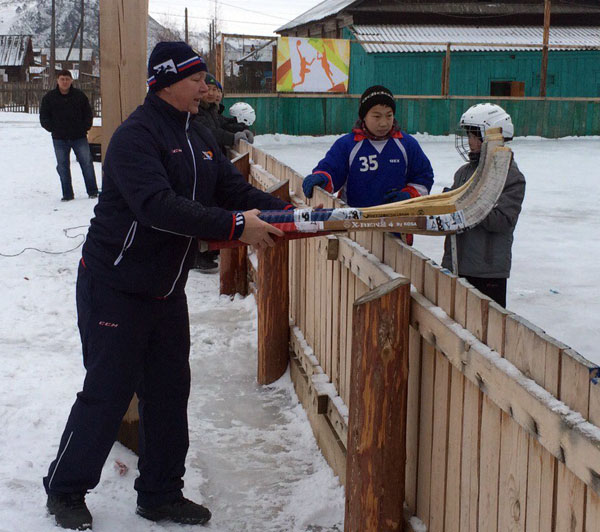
[302,85,434,214]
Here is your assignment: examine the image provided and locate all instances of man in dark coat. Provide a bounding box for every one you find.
[43,42,290,531]
[40,69,98,201]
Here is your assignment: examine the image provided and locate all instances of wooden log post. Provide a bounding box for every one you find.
[99,0,148,454]
[345,277,411,532]
[257,179,291,385]
[220,152,251,297]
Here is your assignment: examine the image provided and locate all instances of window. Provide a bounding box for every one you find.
[491,81,525,97]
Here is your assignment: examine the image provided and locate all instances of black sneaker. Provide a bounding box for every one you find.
[47,493,93,530]
[193,251,219,273]
[61,197,74,202]
[88,193,98,199]
[136,497,211,525]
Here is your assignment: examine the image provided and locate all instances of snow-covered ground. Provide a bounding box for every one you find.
[0,112,344,531]
[255,132,600,364]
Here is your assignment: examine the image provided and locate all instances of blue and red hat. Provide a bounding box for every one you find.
[147,41,207,92]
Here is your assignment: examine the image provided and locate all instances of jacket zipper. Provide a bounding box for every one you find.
[162,113,198,298]
[113,220,138,266]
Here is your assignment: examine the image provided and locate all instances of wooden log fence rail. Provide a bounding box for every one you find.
[233,140,600,532]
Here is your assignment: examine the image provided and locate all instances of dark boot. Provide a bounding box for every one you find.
[47,493,93,530]
[193,251,219,273]
[136,497,211,525]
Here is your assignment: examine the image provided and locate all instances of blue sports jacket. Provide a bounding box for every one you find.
[82,92,289,298]
[312,130,434,208]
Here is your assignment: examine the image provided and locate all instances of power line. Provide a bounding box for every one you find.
[217,1,290,21]
[149,11,283,27]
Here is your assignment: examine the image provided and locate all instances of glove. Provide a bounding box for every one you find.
[302,173,329,199]
[234,131,247,144]
[243,130,254,144]
[383,188,412,204]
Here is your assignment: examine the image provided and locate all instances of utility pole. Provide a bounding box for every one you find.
[80,0,84,64]
[540,0,551,97]
[185,8,189,44]
[50,0,56,86]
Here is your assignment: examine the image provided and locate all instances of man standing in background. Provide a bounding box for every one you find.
[40,69,99,201]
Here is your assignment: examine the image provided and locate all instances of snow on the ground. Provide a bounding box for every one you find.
[0,112,344,531]
[255,132,600,364]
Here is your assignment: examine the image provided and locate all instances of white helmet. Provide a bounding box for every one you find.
[455,103,514,161]
[229,102,256,126]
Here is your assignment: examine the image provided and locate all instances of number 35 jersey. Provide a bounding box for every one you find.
[311,130,434,208]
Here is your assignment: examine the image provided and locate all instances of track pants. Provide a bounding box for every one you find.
[43,262,191,508]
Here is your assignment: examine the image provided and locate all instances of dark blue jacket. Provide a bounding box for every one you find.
[312,131,434,208]
[82,92,288,298]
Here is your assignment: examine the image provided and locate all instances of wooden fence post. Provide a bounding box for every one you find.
[99,0,148,454]
[257,180,291,385]
[220,152,250,297]
[345,277,410,532]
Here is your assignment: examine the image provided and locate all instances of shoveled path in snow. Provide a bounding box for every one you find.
[0,113,344,532]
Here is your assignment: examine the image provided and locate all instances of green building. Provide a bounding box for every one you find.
[225,1,600,136]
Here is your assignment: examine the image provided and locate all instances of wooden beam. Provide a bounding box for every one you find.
[345,278,411,532]
[540,0,552,97]
[99,0,148,453]
[99,0,148,160]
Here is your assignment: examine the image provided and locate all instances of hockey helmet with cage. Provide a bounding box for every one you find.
[229,102,256,126]
[455,103,514,161]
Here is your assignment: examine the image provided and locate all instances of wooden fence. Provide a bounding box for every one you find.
[0,81,101,116]
[235,140,600,532]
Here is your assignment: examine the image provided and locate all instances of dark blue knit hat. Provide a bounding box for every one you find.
[147,41,207,92]
[205,73,223,91]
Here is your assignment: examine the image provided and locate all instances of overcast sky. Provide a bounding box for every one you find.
[148,0,322,37]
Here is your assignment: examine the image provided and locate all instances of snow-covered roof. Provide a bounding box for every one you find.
[276,0,357,32]
[0,35,31,67]
[352,25,600,53]
[41,47,94,61]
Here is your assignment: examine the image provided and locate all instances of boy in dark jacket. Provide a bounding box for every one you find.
[442,103,526,307]
[42,42,290,531]
[40,69,98,201]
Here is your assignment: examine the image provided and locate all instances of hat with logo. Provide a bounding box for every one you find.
[147,41,207,92]
[205,73,223,92]
[358,85,396,119]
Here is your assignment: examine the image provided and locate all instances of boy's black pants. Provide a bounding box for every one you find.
[465,276,507,308]
[43,262,191,508]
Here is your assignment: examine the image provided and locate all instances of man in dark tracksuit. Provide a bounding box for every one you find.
[40,69,98,201]
[43,42,289,531]
[442,103,526,307]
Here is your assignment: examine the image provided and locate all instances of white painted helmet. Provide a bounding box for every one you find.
[455,103,514,161]
[229,102,256,126]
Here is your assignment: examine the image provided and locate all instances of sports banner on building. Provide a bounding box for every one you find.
[276,37,350,93]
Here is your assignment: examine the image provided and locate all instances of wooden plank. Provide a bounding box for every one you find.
[331,259,342,392]
[498,410,529,532]
[405,325,421,515]
[371,231,384,262]
[587,378,600,532]
[416,341,435,527]
[383,233,398,270]
[344,274,356,408]
[444,365,465,532]
[339,266,349,404]
[477,301,509,532]
[409,249,427,294]
[438,269,457,320]
[555,349,592,532]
